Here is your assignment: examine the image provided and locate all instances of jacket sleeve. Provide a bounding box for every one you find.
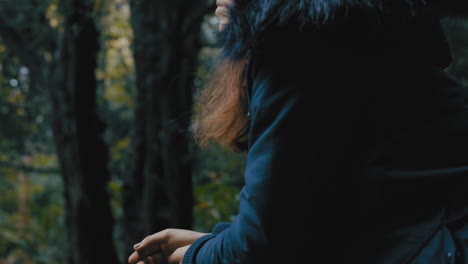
[182,53,328,264]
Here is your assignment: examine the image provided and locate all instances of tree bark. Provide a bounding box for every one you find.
[0,1,120,263]
[123,0,211,257]
[50,0,119,263]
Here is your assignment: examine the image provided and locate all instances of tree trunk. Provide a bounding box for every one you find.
[50,0,119,263]
[123,0,210,257]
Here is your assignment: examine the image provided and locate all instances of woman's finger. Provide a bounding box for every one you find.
[135,229,173,252]
[218,20,229,31]
[136,253,165,264]
[128,250,144,264]
[215,5,230,31]
[129,230,173,264]
[215,6,229,20]
[129,244,163,264]
[216,0,232,7]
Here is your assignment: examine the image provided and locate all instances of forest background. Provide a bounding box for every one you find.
[0,1,466,263]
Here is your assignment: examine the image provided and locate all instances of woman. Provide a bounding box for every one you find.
[129,0,468,263]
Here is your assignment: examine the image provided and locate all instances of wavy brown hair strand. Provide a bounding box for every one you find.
[191,57,250,153]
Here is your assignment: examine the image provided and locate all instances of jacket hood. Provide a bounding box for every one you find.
[218,0,462,64]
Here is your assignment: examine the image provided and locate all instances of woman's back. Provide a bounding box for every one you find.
[242,9,468,263]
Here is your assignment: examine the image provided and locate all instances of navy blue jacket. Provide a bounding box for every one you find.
[183,1,468,263]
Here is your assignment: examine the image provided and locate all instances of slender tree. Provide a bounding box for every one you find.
[123,0,214,257]
[50,0,119,263]
[0,1,119,263]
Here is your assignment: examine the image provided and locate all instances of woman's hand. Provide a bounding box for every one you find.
[128,229,208,264]
[215,0,233,31]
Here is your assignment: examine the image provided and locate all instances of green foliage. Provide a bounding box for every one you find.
[194,181,240,232]
[0,1,64,263]
[192,143,245,232]
[0,167,64,264]
[97,0,135,179]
